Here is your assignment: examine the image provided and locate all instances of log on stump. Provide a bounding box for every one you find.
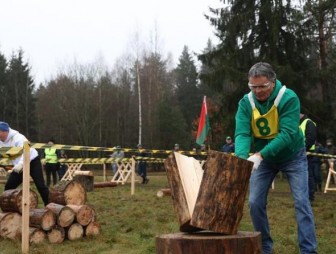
[0,189,38,213]
[49,180,87,205]
[0,212,22,239]
[29,208,56,231]
[93,182,117,188]
[29,227,46,244]
[73,174,94,192]
[84,221,101,236]
[157,188,172,198]
[46,203,75,227]
[66,222,83,241]
[48,225,65,244]
[164,151,253,234]
[67,204,95,226]
[156,231,262,254]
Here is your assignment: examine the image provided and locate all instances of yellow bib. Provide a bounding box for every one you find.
[248,86,286,139]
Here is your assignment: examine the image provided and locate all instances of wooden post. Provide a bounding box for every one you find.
[131,158,135,195]
[103,163,107,182]
[22,141,30,254]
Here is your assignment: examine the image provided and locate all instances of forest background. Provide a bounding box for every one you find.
[0,0,335,155]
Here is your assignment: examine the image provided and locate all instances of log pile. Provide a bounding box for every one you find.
[0,180,101,244]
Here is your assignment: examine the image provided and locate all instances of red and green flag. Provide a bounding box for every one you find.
[196,96,210,145]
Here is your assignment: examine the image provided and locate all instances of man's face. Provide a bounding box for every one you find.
[0,130,8,142]
[248,76,275,102]
[226,138,232,144]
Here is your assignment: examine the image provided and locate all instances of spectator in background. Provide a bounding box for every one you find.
[173,143,180,152]
[311,142,327,192]
[43,139,60,187]
[110,146,124,179]
[0,121,49,206]
[58,150,68,180]
[222,136,235,153]
[136,144,149,184]
[326,138,336,184]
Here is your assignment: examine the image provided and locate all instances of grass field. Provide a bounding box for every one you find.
[0,172,335,254]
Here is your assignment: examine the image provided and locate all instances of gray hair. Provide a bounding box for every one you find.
[248,62,276,82]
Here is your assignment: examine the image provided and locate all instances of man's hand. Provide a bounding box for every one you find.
[12,163,23,173]
[247,153,263,171]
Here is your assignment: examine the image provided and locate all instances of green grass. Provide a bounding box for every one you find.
[0,173,335,254]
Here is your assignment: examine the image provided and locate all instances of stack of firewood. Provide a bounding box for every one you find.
[0,180,101,244]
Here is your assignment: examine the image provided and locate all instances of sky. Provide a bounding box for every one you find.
[0,0,221,84]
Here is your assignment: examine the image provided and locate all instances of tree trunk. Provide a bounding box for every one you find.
[29,227,46,244]
[46,203,75,228]
[66,204,95,226]
[47,225,65,244]
[156,231,261,254]
[49,180,87,205]
[65,223,83,241]
[84,221,101,236]
[29,208,56,231]
[0,212,22,239]
[0,189,38,213]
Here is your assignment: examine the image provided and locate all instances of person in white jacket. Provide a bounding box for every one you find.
[0,121,49,206]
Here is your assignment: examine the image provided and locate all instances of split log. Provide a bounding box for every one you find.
[0,189,38,213]
[156,231,262,254]
[0,212,21,239]
[46,203,75,227]
[73,174,94,192]
[93,182,117,188]
[29,208,56,231]
[67,204,95,226]
[157,188,172,198]
[65,223,83,241]
[164,151,253,234]
[47,225,65,244]
[29,227,46,244]
[84,221,101,236]
[49,180,87,205]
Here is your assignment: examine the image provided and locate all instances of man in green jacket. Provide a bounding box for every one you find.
[235,62,317,254]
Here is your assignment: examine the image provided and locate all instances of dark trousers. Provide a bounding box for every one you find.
[45,163,59,186]
[5,157,49,206]
[307,159,315,201]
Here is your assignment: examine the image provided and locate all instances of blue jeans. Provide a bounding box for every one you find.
[249,148,317,254]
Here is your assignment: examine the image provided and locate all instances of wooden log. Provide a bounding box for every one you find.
[49,180,87,205]
[0,212,22,239]
[84,221,101,237]
[65,223,83,241]
[29,227,46,244]
[47,225,65,244]
[46,203,75,228]
[156,231,262,254]
[0,189,38,213]
[29,208,56,231]
[66,204,95,226]
[157,188,172,198]
[74,170,93,176]
[93,182,118,188]
[73,175,94,192]
[164,151,253,234]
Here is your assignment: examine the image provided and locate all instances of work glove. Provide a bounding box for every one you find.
[247,154,263,172]
[12,163,23,174]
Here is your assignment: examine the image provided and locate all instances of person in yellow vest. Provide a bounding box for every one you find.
[234,62,317,254]
[43,139,60,187]
[299,113,317,202]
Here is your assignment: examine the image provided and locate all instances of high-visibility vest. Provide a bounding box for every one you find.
[44,148,58,163]
[299,119,316,151]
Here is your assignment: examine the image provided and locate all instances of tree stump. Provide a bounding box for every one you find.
[73,174,94,192]
[0,189,38,213]
[164,151,253,234]
[46,203,75,227]
[156,231,261,254]
[29,208,56,231]
[47,225,65,244]
[49,180,87,205]
[67,204,95,226]
[29,227,46,244]
[84,221,101,236]
[0,212,22,239]
[65,223,83,241]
